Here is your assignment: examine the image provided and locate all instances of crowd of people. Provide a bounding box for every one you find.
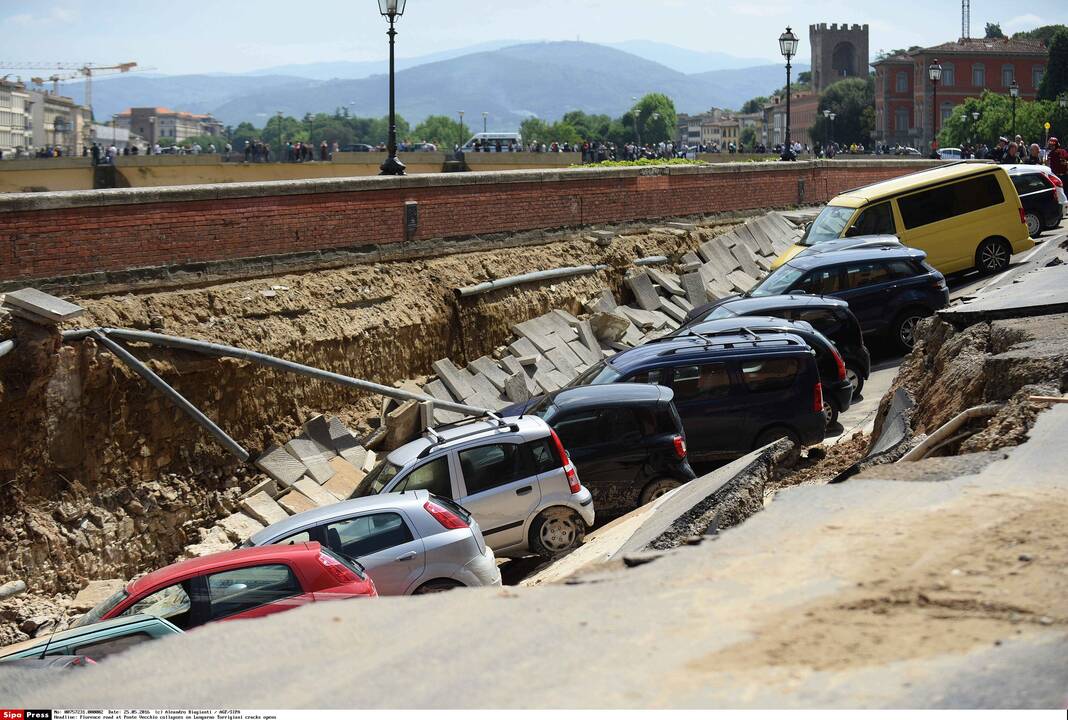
[945,134,1067,173]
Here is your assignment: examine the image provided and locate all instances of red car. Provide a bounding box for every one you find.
[73,542,376,630]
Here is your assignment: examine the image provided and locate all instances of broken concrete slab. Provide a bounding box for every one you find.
[326,417,363,460]
[576,319,600,353]
[217,513,265,544]
[255,444,307,488]
[589,312,631,342]
[508,337,540,362]
[424,379,457,403]
[432,358,477,401]
[551,309,582,328]
[730,243,763,279]
[939,264,1068,327]
[727,271,759,294]
[284,438,336,485]
[301,416,339,459]
[585,289,617,313]
[276,490,318,517]
[657,296,687,324]
[71,579,127,612]
[469,372,503,402]
[239,477,279,501]
[699,240,741,273]
[500,355,527,378]
[546,368,573,387]
[545,344,583,377]
[182,526,235,559]
[625,272,662,312]
[513,321,557,353]
[3,287,85,323]
[747,218,777,256]
[293,478,339,508]
[670,295,694,313]
[680,272,707,307]
[645,268,685,297]
[505,371,533,403]
[384,400,421,449]
[468,356,511,392]
[323,457,365,500]
[240,492,289,526]
[620,325,645,347]
[568,339,601,367]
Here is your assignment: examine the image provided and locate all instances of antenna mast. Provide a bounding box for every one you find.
[962,0,971,39]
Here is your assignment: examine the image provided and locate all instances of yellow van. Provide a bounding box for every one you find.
[773,163,1033,275]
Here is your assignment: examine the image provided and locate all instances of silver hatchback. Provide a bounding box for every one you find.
[352,415,595,558]
[244,490,500,595]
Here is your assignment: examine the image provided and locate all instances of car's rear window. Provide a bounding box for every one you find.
[740,358,801,393]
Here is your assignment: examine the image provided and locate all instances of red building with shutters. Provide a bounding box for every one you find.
[873,37,1048,150]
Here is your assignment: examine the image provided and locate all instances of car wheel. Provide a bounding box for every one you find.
[1024,212,1042,238]
[412,579,463,595]
[891,308,930,353]
[844,362,865,398]
[639,478,684,506]
[975,238,1011,275]
[530,507,586,557]
[822,399,840,427]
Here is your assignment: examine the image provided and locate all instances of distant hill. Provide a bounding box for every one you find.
[607,40,775,73]
[71,41,810,127]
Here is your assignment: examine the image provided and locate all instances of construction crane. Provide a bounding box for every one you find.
[0,61,138,116]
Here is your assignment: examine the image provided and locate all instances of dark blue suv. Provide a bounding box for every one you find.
[746,246,949,351]
[516,333,827,463]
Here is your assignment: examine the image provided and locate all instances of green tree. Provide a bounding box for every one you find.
[263,115,307,147]
[809,77,875,146]
[740,126,757,147]
[519,118,552,145]
[741,96,768,114]
[183,135,229,151]
[631,93,677,145]
[413,115,463,146]
[985,22,1006,39]
[1012,24,1068,44]
[231,122,258,148]
[936,92,1062,147]
[1038,29,1068,100]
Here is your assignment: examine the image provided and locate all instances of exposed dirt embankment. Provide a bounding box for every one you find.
[0,224,727,603]
[873,312,1068,454]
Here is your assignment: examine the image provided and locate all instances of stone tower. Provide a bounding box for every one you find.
[809,23,870,93]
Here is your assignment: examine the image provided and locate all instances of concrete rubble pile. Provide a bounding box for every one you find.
[414,213,802,423]
[183,415,376,557]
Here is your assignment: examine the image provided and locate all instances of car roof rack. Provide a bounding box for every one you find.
[416,411,521,459]
[654,333,804,356]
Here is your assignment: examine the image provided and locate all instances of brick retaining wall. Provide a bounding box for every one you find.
[0,159,940,285]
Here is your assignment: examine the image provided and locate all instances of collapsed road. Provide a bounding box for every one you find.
[1,206,1066,707]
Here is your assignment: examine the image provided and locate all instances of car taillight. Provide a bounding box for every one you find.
[813,382,824,413]
[1019,207,1027,224]
[831,348,846,382]
[673,435,687,459]
[550,429,582,494]
[424,500,469,530]
[318,551,360,583]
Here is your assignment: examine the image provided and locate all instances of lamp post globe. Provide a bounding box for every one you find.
[378,0,407,176]
[778,26,799,161]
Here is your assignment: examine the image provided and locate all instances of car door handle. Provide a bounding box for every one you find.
[395,551,417,562]
[515,486,533,496]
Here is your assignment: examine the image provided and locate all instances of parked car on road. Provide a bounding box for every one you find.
[72,543,376,631]
[244,490,500,595]
[338,144,375,153]
[673,317,853,425]
[559,332,827,462]
[750,246,949,352]
[937,148,962,160]
[682,294,871,397]
[351,415,594,558]
[773,163,1033,276]
[503,384,696,515]
[1005,165,1066,237]
[0,614,181,664]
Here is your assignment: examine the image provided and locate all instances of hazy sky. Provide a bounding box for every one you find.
[0,0,1062,75]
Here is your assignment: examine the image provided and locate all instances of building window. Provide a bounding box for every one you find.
[941,64,955,87]
[941,102,954,124]
[895,107,909,131]
[972,63,985,87]
[1002,64,1015,87]
[1033,66,1044,89]
[896,71,908,92]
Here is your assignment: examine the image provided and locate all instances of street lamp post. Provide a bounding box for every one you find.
[829,112,836,149]
[779,26,799,161]
[971,110,980,150]
[1060,93,1068,137]
[482,111,488,135]
[1009,80,1019,139]
[822,108,831,153]
[928,59,942,154]
[458,111,465,153]
[275,110,283,161]
[378,0,407,176]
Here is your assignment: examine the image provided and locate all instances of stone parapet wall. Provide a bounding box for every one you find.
[0,159,942,286]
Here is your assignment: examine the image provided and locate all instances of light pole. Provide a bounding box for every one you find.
[822,108,831,153]
[482,111,488,135]
[377,0,407,176]
[1060,93,1068,137]
[778,26,799,161]
[928,59,942,153]
[631,96,641,146]
[458,110,465,152]
[829,112,836,148]
[971,110,980,150]
[1009,79,1019,139]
